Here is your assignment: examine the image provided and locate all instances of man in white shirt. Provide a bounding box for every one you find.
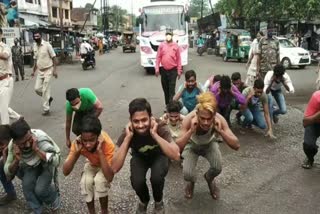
[79,39,93,56]
[264,64,295,124]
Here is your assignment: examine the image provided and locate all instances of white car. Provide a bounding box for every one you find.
[276,37,311,69]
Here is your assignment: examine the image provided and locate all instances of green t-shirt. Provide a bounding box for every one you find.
[66,88,97,115]
[242,87,268,108]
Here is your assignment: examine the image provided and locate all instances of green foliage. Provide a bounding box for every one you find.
[189,0,211,17]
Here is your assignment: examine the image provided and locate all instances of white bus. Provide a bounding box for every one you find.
[138,0,189,73]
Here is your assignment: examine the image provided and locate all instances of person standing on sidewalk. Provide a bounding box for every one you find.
[31,31,57,116]
[176,92,240,200]
[301,90,320,169]
[0,28,11,125]
[112,98,180,214]
[155,29,182,106]
[0,125,17,206]
[11,38,24,82]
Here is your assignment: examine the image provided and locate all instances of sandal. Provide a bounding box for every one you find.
[184,182,195,199]
[204,173,219,200]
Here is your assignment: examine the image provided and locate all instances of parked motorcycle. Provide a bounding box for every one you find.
[80,51,96,70]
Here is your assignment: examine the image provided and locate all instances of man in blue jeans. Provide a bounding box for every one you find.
[4,119,61,213]
[242,79,275,139]
[264,64,294,124]
[0,125,16,205]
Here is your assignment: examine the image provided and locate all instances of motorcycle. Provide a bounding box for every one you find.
[80,51,96,70]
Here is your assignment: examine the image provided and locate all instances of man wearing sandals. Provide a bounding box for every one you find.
[302,90,320,169]
[176,92,240,199]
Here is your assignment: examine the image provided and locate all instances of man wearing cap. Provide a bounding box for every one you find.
[11,38,24,81]
[156,29,182,106]
[31,31,57,116]
[0,28,11,125]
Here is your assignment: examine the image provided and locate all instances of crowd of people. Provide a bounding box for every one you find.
[0,27,319,214]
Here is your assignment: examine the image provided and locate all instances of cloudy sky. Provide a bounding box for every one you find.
[73,0,219,15]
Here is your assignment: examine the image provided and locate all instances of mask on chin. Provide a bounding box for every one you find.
[34,38,41,44]
[166,35,172,42]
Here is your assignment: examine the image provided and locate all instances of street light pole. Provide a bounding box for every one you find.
[59,0,65,58]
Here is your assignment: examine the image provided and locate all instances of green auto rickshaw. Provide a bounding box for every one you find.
[122,31,136,53]
[222,29,251,62]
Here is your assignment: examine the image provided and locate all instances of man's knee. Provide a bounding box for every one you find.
[207,166,222,179]
[34,183,49,198]
[130,173,146,191]
[94,172,110,198]
[183,167,196,182]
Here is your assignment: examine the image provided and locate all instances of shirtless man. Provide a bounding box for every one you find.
[176,92,240,200]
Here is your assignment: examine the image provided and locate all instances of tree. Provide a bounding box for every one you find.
[189,0,210,18]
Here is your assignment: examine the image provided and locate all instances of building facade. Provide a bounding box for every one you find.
[71,7,98,34]
[18,0,49,26]
[47,0,73,28]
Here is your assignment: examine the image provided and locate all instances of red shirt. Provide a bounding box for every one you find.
[304,91,320,122]
[155,41,182,74]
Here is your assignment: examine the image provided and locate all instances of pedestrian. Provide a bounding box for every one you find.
[31,31,57,116]
[65,88,103,148]
[7,45,22,122]
[196,35,205,56]
[98,38,104,55]
[0,27,11,125]
[246,31,264,86]
[176,92,240,200]
[160,100,185,141]
[264,64,294,124]
[173,70,203,115]
[75,36,80,57]
[210,75,246,125]
[0,125,17,205]
[316,61,320,90]
[11,38,24,81]
[155,29,182,106]
[301,90,320,169]
[242,79,275,138]
[258,30,280,79]
[63,116,114,214]
[4,119,61,214]
[112,98,180,214]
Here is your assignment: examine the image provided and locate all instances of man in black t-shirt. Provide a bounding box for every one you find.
[112,98,180,214]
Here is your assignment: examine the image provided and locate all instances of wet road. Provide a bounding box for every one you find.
[1,48,320,214]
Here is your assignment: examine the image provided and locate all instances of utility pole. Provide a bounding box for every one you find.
[59,0,65,58]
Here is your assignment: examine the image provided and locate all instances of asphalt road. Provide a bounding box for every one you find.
[1,48,320,214]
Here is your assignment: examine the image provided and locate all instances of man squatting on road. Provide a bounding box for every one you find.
[176,92,240,200]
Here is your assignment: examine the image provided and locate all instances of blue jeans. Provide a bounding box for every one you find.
[0,160,16,196]
[20,163,58,213]
[242,105,267,129]
[268,90,287,118]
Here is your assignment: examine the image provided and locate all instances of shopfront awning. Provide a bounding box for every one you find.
[19,14,49,27]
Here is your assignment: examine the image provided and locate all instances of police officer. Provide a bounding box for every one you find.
[11,38,24,81]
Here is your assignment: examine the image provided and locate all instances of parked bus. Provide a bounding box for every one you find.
[137,0,189,73]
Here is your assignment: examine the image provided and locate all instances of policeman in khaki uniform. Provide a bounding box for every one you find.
[31,31,58,116]
[0,28,11,124]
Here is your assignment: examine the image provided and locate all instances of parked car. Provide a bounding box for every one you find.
[276,37,311,69]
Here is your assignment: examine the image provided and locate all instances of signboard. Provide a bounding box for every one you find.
[144,6,183,14]
[2,27,20,39]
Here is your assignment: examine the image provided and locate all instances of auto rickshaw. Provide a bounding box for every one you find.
[122,31,136,53]
[217,29,251,62]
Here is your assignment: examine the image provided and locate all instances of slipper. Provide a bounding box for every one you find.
[301,158,313,169]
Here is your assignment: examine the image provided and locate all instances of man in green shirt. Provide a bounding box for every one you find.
[65,88,103,148]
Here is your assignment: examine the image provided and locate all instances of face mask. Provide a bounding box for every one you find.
[72,101,81,110]
[267,32,273,39]
[166,35,172,42]
[34,38,41,43]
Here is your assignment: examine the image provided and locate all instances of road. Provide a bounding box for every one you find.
[1,48,320,214]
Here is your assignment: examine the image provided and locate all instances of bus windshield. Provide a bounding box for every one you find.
[142,5,186,35]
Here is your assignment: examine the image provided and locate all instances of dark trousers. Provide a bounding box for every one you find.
[160,68,178,105]
[72,109,95,136]
[13,60,24,79]
[218,105,232,126]
[303,124,320,162]
[130,154,169,203]
[0,160,16,196]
